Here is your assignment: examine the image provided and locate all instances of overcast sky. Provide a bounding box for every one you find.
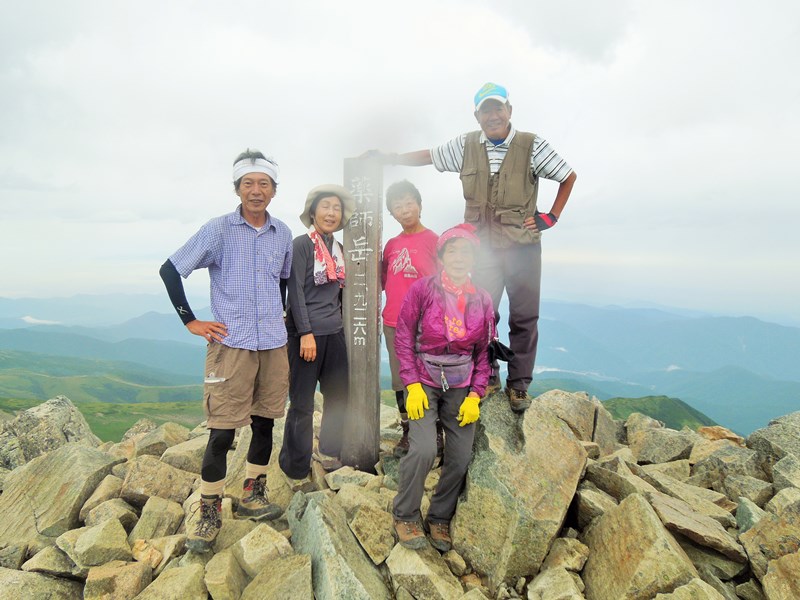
[1,1,798,325]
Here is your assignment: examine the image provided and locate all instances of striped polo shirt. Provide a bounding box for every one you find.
[430,126,573,183]
[170,207,293,351]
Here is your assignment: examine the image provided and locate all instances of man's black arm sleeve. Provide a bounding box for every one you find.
[159,259,196,325]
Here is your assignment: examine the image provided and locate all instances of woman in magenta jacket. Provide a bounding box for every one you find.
[391,223,495,552]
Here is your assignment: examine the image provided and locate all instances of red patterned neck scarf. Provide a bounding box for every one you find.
[441,271,475,303]
[308,227,345,287]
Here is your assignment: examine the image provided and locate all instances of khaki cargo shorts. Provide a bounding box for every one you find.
[203,343,289,429]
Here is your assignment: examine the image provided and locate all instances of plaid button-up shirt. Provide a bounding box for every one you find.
[170,207,293,351]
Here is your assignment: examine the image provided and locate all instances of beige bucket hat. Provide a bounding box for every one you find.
[300,184,355,231]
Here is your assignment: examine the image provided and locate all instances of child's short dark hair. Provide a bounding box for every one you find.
[385,180,422,211]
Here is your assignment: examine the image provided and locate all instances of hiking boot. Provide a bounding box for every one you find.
[238,475,282,521]
[288,474,319,494]
[186,494,222,553]
[393,420,410,458]
[394,519,427,550]
[505,387,531,413]
[425,519,452,552]
[435,419,444,458]
[312,450,343,472]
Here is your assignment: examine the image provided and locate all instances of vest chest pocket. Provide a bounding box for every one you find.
[460,166,480,203]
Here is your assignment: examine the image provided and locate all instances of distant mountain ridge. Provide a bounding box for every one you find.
[1,294,799,434]
[0,328,204,379]
[536,302,800,383]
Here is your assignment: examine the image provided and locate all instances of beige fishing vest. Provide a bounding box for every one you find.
[460,130,540,248]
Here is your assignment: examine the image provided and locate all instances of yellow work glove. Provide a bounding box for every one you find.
[457,394,481,427]
[406,383,429,420]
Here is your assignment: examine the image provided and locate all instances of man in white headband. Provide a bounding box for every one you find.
[159,148,293,552]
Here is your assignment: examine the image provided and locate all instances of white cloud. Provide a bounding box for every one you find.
[21,315,60,325]
[0,1,798,322]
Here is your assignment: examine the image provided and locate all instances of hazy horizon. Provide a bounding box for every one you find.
[1,289,798,330]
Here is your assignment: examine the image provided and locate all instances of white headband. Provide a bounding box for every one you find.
[232,157,280,185]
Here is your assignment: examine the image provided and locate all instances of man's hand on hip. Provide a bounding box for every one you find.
[187,320,228,343]
[524,211,558,233]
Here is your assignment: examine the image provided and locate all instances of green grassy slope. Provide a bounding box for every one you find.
[0,349,197,385]
[603,395,718,431]
[0,397,204,442]
[0,371,201,404]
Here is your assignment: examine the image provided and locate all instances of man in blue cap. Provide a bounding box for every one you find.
[374,83,577,412]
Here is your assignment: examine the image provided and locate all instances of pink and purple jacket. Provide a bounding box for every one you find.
[394,274,495,397]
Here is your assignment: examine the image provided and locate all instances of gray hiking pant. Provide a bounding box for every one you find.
[392,384,476,524]
[473,240,542,391]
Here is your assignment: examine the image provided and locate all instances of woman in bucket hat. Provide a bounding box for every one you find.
[279,184,355,484]
[391,223,495,552]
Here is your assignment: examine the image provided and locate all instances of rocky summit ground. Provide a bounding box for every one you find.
[0,393,799,599]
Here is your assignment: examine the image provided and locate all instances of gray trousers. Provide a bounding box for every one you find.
[392,385,476,524]
[473,240,542,390]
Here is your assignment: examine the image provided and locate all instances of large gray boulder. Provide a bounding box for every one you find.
[0,544,27,570]
[644,492,746,563]
[347,502,395,565]
[21,546,81,579]
[583,494,698,600]
[629,428,698,464]
[535,390,597,442]
[719,474,772,507]
[653,578,726,599]
[452,399,586,591]
[160,434,208,474]
[84,560,153,600]
[134,422,190,458]
[574,481,618,529]
[0,566,83,599]
[0,445,118,550]
[739,500,800,579]
[79,474,124,521]
[85,498,139,531]
[119,455,196,507]
[73,518,132,566]
[386,545,464,600]
[134,563,207,600]
[747,411,800,467]
[204,549,248,600]
[761,551,800,599]
[527,567,585,599]
[691,444,766,484]
[287,491,391,600]
[771,454,800,492]
[625,412,664,437]
[636,468,736,528]
[230,522,293,578]
[128,496,184,545]
[676,535,747,582]
[534,390,622,457]
[0,396,101,470]
[240,553,313,600]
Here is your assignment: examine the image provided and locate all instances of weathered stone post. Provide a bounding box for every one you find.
[341,157,383,471]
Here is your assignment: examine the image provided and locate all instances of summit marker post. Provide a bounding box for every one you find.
[341,157,383,471]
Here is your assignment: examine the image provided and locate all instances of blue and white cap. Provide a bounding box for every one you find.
[474,82,509,110]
